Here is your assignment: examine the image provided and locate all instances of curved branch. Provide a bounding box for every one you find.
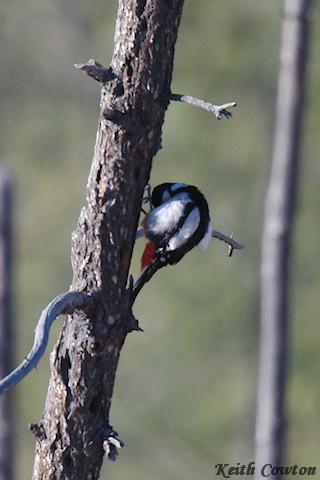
[0,291,91,395]
[168,93,237,119]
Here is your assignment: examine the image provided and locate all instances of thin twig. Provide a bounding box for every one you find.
[136,227,244,256]
[0,291,91,395]
[168,93,237,119]
[131,229,244,304]
[211,229,245,256]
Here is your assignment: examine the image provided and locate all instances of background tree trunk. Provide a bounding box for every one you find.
[0,167,14,480]
[32,1,185,478]
[255,0,312,476]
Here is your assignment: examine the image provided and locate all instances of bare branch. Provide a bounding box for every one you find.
[136,227,244,256]
[74,59,114,84]
[211,229,245,256]
[131,229,244,304]
[0,291,91,395]
[168,93,237,119]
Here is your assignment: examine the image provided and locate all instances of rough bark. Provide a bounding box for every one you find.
[32,1,185,478]
[255,0,312,476]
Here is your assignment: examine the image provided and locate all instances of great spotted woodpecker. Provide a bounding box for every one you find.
[131,183,211,304]
[141,182,211,269]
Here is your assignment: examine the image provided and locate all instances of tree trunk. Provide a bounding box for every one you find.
[32,1,185,478]
[255,0,312,476]
[0,167,14,480]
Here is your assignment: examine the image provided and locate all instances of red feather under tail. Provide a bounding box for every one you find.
[141,241,156,271]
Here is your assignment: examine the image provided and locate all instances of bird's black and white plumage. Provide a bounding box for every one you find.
[141,182,211,267]
[143,183,211,266]
[131,183,211,304]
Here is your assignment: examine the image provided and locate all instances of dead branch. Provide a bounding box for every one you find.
[0,291,91,395]
[74,59,114,84]
[131,228,244,304]
[211,229,244,256]
[168,93,237,119]
[136,227,244,256]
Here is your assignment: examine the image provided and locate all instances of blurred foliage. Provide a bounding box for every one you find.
[0,0,319,478]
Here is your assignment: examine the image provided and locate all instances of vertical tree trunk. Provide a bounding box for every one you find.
[32,1,184,478]
[0,166,14,480]
[255,0,312,476]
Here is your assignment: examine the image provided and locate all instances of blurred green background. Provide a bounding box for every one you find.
[1,0,320,478]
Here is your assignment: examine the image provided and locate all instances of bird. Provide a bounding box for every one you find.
[131,182,211,304]
[141,182,211,269]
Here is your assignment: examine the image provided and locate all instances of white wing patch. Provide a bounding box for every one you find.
[168,207,200,251]
[146,192,192,237]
